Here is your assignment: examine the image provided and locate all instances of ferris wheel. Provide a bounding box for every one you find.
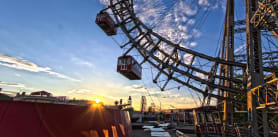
[96,0,278,136]
[96,0,277,102]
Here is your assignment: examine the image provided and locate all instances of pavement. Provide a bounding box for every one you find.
[132,129,197,137]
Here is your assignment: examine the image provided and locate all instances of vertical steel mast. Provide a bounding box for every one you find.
[245,0,269,136]
[217,0,235,135]
[223,0,235,135]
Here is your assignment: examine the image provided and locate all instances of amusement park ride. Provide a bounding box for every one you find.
[96,0,278,136]
[117,55,142,80]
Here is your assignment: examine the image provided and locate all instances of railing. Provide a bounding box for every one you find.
[175,130,186,137]
[250,78,278,107]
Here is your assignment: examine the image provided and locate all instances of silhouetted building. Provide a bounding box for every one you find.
[128,96,132,106]
[141,96,147,112]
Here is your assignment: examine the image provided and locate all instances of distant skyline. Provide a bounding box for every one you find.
[0,0,245,110]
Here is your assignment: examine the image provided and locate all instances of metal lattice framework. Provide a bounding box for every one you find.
[250,0,278,41]
[103,0,277,102]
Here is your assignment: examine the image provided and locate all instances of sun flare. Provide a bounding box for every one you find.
[95,98,101,103]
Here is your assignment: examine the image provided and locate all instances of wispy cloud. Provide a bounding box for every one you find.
[14,73,21,77]
[132,0,203,66]
[67,89,92,94]
[0,54,80,82]
[234,44,246,54]
[198,0,226,9]
[124,84,146,90]
[0,81,25,88]
[98,0,109,5]
[195,72,208,79]
[135,0,166,26]
[178,2,198,16]
[70,56,95,68]
[0,81,34,90]
[198,0,210,6]
[183,53,195,65]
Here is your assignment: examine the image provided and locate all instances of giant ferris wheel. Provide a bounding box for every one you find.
[96,0,278,136]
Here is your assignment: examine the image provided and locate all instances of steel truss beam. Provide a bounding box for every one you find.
[250,0,278,41]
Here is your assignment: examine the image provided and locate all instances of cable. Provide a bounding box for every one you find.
[215,16,227,57]
[111,36,123,48]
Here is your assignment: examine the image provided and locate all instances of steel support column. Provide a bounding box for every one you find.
[245,0,268,136]
[221,0,235,136]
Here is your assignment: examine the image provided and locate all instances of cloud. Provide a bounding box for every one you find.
[149,91,199,108]
[0,54,80,82]
[183,53,194,65]
[123,84,144,90]
[130,84,146,90]
[70,56,95,68]
[155,44,175,62]
[190,42,197,47]
[135,0,166,26]
[198,0,210,6]
[67,89,92,94]
[0,81,34,90]
[198,0,226,9]
[14,73,21,77]
[179,2,198,16]
[98,0,109,5]
[188,19,195,25]
[195,72,208,79]
[234,44,246,54]
[0,81,25,88]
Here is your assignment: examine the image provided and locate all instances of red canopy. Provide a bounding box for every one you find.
[0,101,132,137]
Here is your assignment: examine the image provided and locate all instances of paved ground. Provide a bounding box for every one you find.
[131,129,196,137]
[132,129,149,137]
[183,134,196,137]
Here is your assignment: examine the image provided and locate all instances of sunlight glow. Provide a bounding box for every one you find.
[95,98,101,103]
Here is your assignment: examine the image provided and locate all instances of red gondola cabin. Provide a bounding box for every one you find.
[95,12,117,36]
[193,106,222,137]
[117,56,142,80]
